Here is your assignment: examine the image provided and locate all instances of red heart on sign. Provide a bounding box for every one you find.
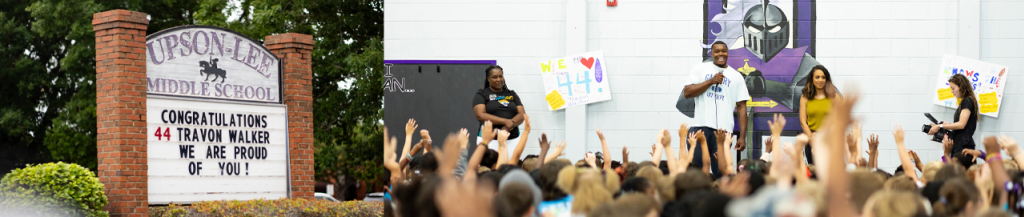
[580,57,595,69]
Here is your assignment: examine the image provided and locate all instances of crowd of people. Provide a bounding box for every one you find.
[377,41,1007,216]
[380,88,1024,216]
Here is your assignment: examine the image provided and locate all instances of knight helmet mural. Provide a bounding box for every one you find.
[678,0,819,133]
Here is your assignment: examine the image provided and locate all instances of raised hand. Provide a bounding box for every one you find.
[961,149,981,161]
[597,128,606,141]
[497,130,510,148]
[481,121,495,144]
[538,133,550,150]
[679,123,689,138]
[909,150,921,165]
[405,119,418,135]
[687,131,699,148]
[984,136,1001,155]
[722,130,734,149]
[523,114,531,133]
[715,129,728,147]
[795,133,809,147]
[893,125,905,145]
[622,146,630,161]
[1001,134,1020,155]
[942,134,953,155]
[867,134,879,151]
[457,128,468,149]
[695,130,706,143]
[765,136,774,153]
[768,113,786,135]
[660,129,672,147]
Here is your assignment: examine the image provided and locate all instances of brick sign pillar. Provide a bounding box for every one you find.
[93,9,149,216]
[265,33,315,199]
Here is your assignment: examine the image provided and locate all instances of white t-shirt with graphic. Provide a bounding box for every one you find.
[688,62,750,131]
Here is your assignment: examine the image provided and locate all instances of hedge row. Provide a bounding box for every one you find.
[149,199,383,217]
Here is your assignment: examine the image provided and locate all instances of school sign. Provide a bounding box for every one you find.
[94,10,315,215]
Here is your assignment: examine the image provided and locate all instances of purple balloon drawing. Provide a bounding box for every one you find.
[594,58,603,83]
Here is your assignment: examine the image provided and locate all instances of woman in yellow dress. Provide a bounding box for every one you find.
[799,65,840,164]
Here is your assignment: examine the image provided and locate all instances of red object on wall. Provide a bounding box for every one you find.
[607,0,617,6]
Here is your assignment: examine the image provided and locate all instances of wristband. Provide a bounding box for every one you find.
[941,156,947,163]
[407,153,414,160]
[986,153,1001,161]
[986,154,1002,163]
[978,150,987,162]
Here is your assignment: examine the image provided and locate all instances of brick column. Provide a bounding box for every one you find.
[265,33,315,199]
[93,9,149,217]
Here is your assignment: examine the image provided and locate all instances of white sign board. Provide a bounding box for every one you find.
[932,54,1009,118]
[146,26,281,103]
[146,26,287,204]
[540,51,612,110]
[146,98,288,204]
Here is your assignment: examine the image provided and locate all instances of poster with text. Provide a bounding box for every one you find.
[146,98,289,204]
[933,54,1009,118]
[540,51,611,110]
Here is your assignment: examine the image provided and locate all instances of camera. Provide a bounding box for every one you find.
[921,113,951,143]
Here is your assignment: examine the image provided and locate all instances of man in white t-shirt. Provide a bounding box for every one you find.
[682,41,749,179]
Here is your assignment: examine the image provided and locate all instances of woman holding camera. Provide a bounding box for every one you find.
[928,74,979,166]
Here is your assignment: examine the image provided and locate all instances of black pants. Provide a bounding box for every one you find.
[803,130,816,165]
[686,127,721,179]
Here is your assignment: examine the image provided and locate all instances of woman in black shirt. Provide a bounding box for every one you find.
[473,65,526,149]
[928,74,979,167]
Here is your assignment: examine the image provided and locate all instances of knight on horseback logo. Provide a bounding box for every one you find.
[200,56,227,83]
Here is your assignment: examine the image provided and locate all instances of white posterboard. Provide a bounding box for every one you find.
[146,98,289,204]
[146,26,287,204]
[932,55,1009,118]
[540,51,612,110]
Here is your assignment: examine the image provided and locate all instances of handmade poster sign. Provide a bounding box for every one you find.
[932,54,1009,118]
[540,51,611,110]
[146,26,288,204]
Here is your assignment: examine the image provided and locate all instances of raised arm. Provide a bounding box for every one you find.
[768,114,785,175]
[825,90,859,217]
[866,134,879,169]
[893,125,920,183]
[598,129,612,170]
[1001,134,1024,170]
[544,141,566,163]
[496,130,510,166]
[793,134,810,184]
[622,147,630,166]
[698,132,711,175]
[651,142,664,168]
[510,114,531,163]
[400,119,418,170]
[535,133,550,170]
[660,129,679,174]
[383,128,402,181]
[985,136,1011,207]
[715,129,735,176]
[677,131,700,174]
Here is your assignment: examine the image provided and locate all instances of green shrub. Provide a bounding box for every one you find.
[149,199,382,217]
[0,162,108,217]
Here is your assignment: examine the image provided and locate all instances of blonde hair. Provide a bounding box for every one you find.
[636,166,674,201]
[850,171,885,212]
[884,176,917,192]
[556,167,620,215]
[923,161,944,182]
[521,158,538,172]
[865,190,928,217]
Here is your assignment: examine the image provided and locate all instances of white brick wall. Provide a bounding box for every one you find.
[385,0,1024,172]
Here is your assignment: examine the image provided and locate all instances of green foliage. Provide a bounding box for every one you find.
[0,162,108,217]
[148,199,382,217]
